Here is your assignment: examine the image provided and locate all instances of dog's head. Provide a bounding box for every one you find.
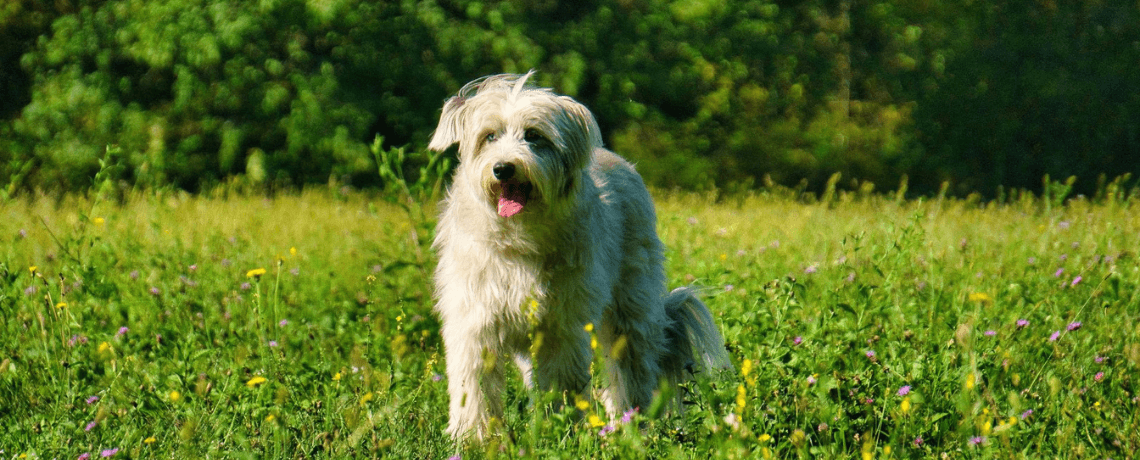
[429,72,603,218]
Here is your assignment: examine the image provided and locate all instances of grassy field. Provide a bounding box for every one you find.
[2,188,1138,459]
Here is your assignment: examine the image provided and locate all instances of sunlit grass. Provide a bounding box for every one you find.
[1,188,1137,458]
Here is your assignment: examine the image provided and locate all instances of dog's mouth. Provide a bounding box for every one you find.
[496,180,533,218]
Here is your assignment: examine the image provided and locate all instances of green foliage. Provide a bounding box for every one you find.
[0,0,1137,195]
[3,190,1139,457]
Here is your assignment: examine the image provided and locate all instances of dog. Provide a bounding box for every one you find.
[428,72,731,441]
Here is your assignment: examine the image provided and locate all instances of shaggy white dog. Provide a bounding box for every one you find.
[428,72,730,441]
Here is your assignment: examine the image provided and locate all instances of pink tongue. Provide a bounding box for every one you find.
[497,182,528,218]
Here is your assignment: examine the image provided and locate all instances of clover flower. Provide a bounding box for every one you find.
[897,385,911,396]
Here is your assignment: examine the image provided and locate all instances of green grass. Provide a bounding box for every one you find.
[2,188,1138,459]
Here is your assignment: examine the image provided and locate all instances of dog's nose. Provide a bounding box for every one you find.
[493,162,515,181]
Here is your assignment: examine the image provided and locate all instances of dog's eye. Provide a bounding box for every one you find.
[524,129,547,145]
[483,132,497,143]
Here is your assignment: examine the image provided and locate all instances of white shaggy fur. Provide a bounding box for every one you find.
[429,72,731,441]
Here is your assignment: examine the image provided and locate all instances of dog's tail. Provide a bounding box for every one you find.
[659,287,732,383]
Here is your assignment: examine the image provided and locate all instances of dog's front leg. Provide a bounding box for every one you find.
[531,325,593,409]
[442,323,506,441]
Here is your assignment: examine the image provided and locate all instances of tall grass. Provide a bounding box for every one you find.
[1,188,1137,459]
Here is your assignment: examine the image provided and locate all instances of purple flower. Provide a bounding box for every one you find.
[913,436,923,446]
[78,454,91,460]
[984,330,996,336]
[278,319,288,327]
[1016,319,1029,328]
[268,340,278,347]
[86,395,99,404]
[116,326,129,337]
[1070,276,1082,286]
[1020,409,1033,419]
[1053,268,1064,278]
[1095,372,1104,382]
[148,286,160,296]
[621,408,637,424]
[897,385,911,396]
[1049,331,1061,342]
[865,350,876,359]
[793,336,803,346]
[447,456,461,460]
[1095,356,1105,363]
[724,284,734,292]
[18,228,27,238]
[970,436,986,446]
[100,448,119,457]
[1067,321,1082,331]
[85,421,97,431]
[817,422,829,432]
[189,264,198,272]
[129,270,139,280]
[806,375,817,385]
[240,282,251,291]
[804,264,818,274]
[1059,254,1068,262]
[598,424,616,436]
[432,373,443,382]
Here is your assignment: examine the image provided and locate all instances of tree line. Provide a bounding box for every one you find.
[1,0,1137,197]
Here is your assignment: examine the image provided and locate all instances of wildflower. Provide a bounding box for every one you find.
[583,323,593,332]
[897,385,911,396]
[143,437,156,444]
[85,421,97,431]
[100,448,119,457]
[268,340,278,347]
[18,228,27,238]
[1027,256,1036,265]
[97,342,111,353]
[588,414,606,428]
[432,373,443,382]
[1095,356,1105,363]
[741,359,752,378]
[804,264,818,274]
[790,429,806,447]
[24,286,36,295]
[913,436,923,446]
[1016,319,1029,328]
[246,268,267,278]
[265,414,276,422]
[79,454,91,460]
[1066,322,1082,331]
[817,422,829,432]
[278,319,288,327]
[93,217,105,226]
[1094,372,1104,382]
[56,302,67,309]
[332,372,342,381]
[598,424,616,436]
[148,287,160,296]
[116,327,128,337]
[359,392,374,406]
[246,376,268,387]
[1020,409,1033,419]
[969,436,985,446]
[290,247,298,256]
[169,390,181,402]
[1070,276,1082,286]
[845,272,856,282]
[758,433,772,442]
[1053,268,1064,278]
[793,336,803,345]
[86,395,99,404]
[968,292,992,303]
[290,268,300,276]
[724,284,734,291]
[806,374,817,385]
[865,350,876,359]
[965,372,976,390]
[900,397,912,414]
[1049,331,1061,342]
[621,408,637,424]
[240,282,251,291]
[735,384,747,412]
[575,398,590,411]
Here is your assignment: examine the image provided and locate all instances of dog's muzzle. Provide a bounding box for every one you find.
[492,162,532,218]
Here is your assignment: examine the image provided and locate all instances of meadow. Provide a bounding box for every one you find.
[1,187,1138,459]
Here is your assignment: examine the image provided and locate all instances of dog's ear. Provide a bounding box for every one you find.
[557,96,604,152]
[429,96,468,152]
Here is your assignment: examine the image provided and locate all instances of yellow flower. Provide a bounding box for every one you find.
[360,392,374,406]
[883,445,891,456]
[265,414,276,422]
[1007,416,1017,426]
[143,436,156,444]
[968,292,993,304]
[29,266,37,274]
[758,433,772,443]
[761,447,772,459]
[575,397,590,411]
[588,414,606,428]
[900,397,912,414]
[965,372,976,390]
[289,247,298,256]
[246,376,268,387]
[93,217,105,226]
[790,429,806,446]
[98,341,111,353]
[719,253,728,261]
[169,390,181,402]
[246,268,267,278]
[741,359,753,378]
[332,372,342,381]
[735,384,747,412]
[583,323,594,332]
[56,302,67,309]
